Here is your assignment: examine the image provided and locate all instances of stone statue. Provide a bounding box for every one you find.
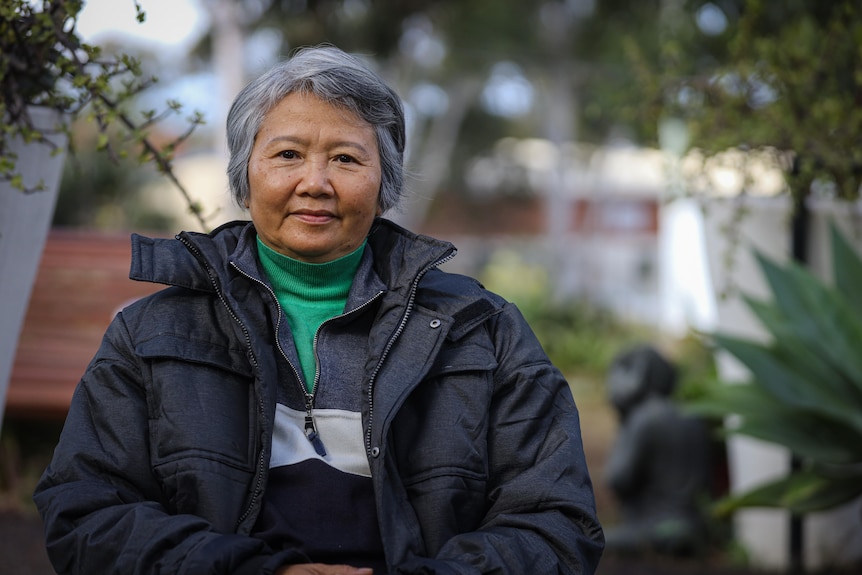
[603,344,713,556]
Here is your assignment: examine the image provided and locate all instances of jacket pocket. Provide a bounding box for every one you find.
[425,339,498,377]
[137,333,256,472]
[394,341,498,550]
[394,340,497,484]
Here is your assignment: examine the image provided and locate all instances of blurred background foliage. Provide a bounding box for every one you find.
[480,248,653,379]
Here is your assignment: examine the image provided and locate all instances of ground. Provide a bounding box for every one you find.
[0,509,54,575]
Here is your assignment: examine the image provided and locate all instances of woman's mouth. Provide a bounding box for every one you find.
[291,210,335,224]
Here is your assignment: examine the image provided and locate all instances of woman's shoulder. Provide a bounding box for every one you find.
[416,268,508,328]
[115,285,226,337]
[418,267,500,301]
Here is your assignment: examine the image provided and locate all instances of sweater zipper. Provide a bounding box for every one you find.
[229,260,384,458]
[176,234,267,529]
[363,248,456,458]
[305,291,384,455]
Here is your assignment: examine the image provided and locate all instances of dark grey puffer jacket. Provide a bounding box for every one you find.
[34,218,604,575]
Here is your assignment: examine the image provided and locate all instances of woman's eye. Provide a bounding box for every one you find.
[335,154,355,163]
[279,150,298,159]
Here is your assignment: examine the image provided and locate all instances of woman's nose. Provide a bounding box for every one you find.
[295,159,334,196]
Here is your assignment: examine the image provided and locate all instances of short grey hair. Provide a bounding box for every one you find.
[226,45,406,213]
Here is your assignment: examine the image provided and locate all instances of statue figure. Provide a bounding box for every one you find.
[603,344,713,556]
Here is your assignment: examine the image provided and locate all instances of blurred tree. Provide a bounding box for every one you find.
[626,0,862,216]
[203,0,859,232]
[571,0,664,145]
[54,120,182,232]
[55,123,142,228]
[55,154,178,232]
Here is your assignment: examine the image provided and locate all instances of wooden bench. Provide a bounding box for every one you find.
[6,229,164,420]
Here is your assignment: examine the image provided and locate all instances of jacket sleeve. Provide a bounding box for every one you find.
[396,302,605,575]
[32,312,302,575]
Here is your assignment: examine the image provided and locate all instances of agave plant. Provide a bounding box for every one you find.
[688,223,862,517]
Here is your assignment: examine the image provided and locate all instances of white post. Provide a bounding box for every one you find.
[0,108,67,429]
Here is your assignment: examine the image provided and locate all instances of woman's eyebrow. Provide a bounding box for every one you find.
[264,135,372,156]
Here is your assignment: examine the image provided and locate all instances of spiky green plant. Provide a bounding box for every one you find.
[687,223,862,517]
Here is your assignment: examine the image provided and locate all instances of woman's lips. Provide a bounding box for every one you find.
[291,211,335,224]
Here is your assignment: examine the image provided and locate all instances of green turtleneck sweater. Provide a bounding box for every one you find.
[256,237,366,393]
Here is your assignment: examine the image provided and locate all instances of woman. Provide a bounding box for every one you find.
[34,46,604,575]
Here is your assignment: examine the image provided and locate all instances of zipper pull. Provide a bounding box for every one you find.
[304,410,327,457]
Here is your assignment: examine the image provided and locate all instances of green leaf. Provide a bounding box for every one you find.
[134,0,146,23]
[713,469,862,517]
[743,253,862,401]
[736,413,862,465]
[684,381,777,420]
[744,297,862,406]
[831,222,862,322]
[713,334,862,434]
[687,380,862,464]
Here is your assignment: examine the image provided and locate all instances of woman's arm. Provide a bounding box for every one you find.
[397,302,605,574]
[33,313,301,575]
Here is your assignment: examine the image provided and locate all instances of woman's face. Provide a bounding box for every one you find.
[247,91,382,263]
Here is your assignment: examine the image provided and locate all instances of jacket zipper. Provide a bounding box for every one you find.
[227,261,313,442]
[176,234,267,529]
[363,248,456,457]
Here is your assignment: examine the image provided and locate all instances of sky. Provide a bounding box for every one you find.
[77,0,222,135]
[76,0,208,53]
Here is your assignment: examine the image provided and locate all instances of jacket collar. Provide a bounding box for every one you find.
[366,218,456,293]
[129,220,249,291]
[129,218,457,296]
